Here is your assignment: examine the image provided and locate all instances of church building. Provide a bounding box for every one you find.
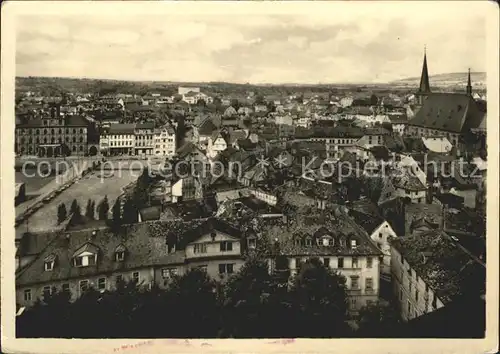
[404,50,486,153]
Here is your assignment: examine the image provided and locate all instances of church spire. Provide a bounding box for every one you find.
[466,68,472,96]
[418,46,431,93]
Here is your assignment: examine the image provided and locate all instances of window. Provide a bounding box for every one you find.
[407,300,412,315]
[74,257,83,267]
[305,238,312,246]
[366,257,373,268]
[162,268,177,278]
[295,258,302,269]
[350,276,359,289]
[79,280,89,293]
[194,243,207,254]
[24,289,32,301]
[379,232,383,238]
[98,277,106,290]
[338,257,344,268]
[198,265,208,272]
[352,257,358,268]
[115,252,125,261]
[366,278,373,291]
[351,239,357,248]
[415,290,419,302]
[220,241,233,252]
[399,289,403,301]
[116,275,123,285]
[323,258,330,267]
[351,298,357,308]
[44,261,54,271]
[62,283,70,293]
[218,263,235,274]
[132,272,140,283]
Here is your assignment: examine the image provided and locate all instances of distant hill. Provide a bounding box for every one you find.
[391,72,486,88]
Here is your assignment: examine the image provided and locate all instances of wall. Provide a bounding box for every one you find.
[16,267,155,307]
[390,247,445,322]
[370,221,397,275]
[185,231,241,259]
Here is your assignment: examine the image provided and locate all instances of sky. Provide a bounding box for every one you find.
[15,2,488,84]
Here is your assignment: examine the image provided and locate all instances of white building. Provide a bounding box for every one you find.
[206,131,228,160]
[178,86,200,96]
[102,124,136,156]
[154,125,176,157]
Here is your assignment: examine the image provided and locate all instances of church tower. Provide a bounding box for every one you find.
[466,68,473,96]
[415,47,431,105]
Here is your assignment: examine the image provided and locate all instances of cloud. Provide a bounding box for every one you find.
[15,6,487,84]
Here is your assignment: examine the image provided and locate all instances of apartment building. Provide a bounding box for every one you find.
[134,122,155,156]
[100,124,136,155]
[153,125,176,157]
[263,206,382,313]
[16,218,248,308]
[390,229,485,322]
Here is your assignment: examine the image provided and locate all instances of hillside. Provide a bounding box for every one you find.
[391,72,486,88]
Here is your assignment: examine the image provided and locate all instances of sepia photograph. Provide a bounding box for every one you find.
[1,1,498,353]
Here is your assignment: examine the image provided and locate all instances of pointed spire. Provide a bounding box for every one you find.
[418,46,431,93]
[466,68,472,96]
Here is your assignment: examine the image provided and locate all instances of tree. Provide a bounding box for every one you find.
[85,199,95,220]
[122,198,138,224]
[57,203,67,224]
[165,268,219,338]
[97,195,110,220]
[112,197,122,225]
[289,257,350,337]
[196,99,206,107]
[370,94,379,106]
[70,199,81,216]
[173,94,183,103]
[254,95,265,105]
[356,302,402,337]
[230,98,241,111]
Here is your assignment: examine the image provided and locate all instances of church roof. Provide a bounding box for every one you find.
[408,93,484,133]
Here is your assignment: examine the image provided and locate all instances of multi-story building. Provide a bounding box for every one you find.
[153,125,176,157]
[263,206,382,313]
[15,104,89,157]
[100,124,136,156]
[206,131,228,159]
[390,229,485,322]
[15,218,248,307]
[134,122,155,156]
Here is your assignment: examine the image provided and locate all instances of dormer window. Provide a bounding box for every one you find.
[305,238,312,246]
[115,244,127,262]
[318,236,334,246]
[72,243,99,268]
[44,254,56,272]
[351,239,357,248]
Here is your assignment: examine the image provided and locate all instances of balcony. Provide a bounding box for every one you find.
[347,288,362,295]
[365,288,375,295]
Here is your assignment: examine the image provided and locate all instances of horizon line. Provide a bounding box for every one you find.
[15,71,487,88]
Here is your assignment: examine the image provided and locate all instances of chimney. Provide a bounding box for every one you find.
[210,231,216,241]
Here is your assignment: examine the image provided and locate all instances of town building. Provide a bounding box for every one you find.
[15,104,90,157]
[153,125,176,157]
[134,122,155,156]
[100,124,136,156]
[15,218,250,307]
[262,206,383,313]
[390,229,485,322]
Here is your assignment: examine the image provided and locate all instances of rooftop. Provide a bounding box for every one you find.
[390,230,485,304]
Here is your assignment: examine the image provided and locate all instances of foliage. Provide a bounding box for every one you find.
[57,203,67,224]
[356,302,402,337]
[97,195,109,220]
[112,197,122,225]
[85,199,95,220]
[17,258,352,338]
[69,199,81,216]
[289,257,350,337]
[122,198,138,224]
